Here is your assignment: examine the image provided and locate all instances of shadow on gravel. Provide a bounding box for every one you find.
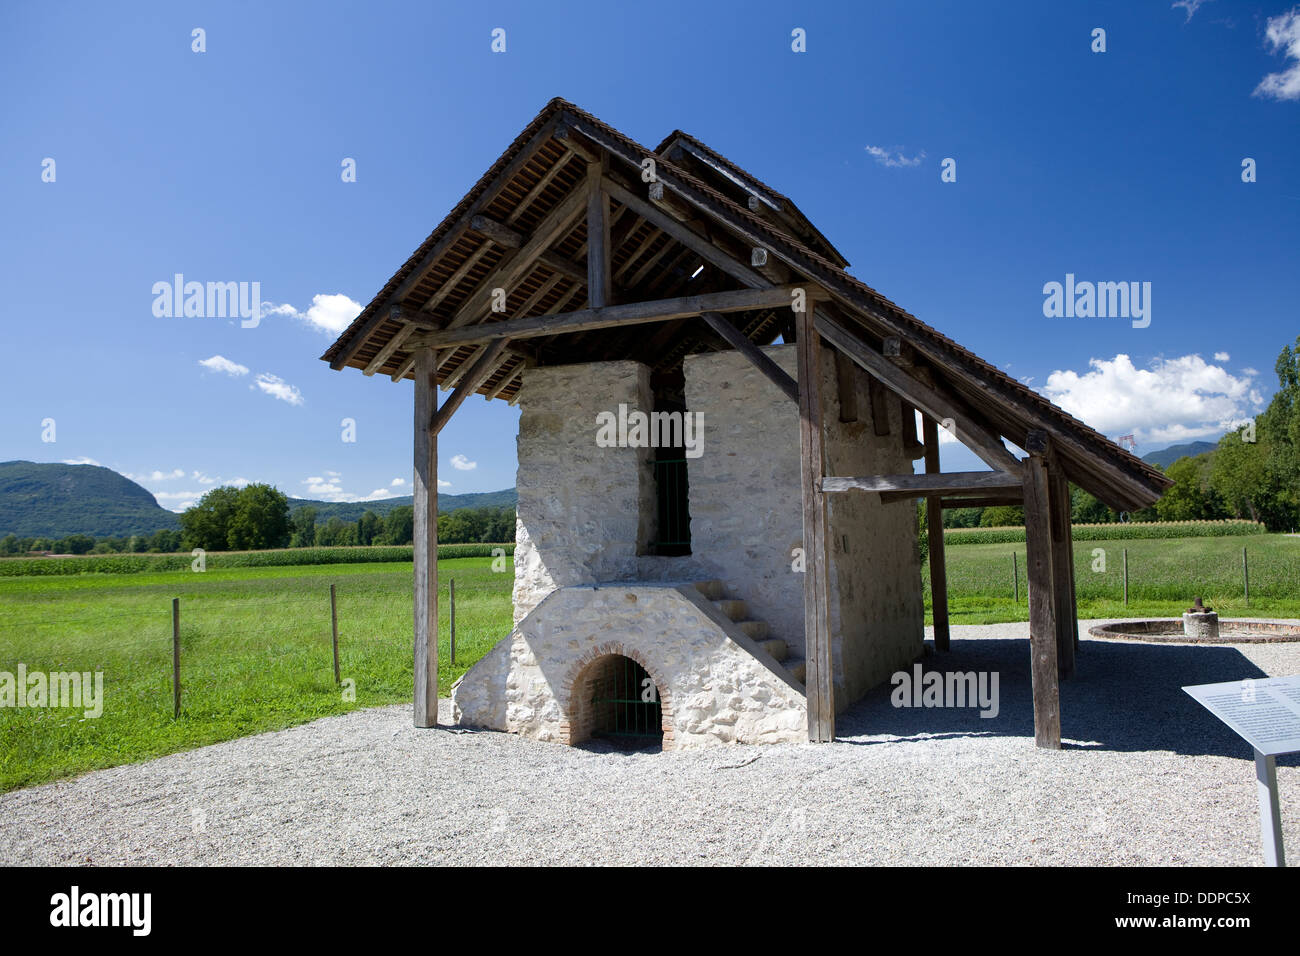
[835,637,1294,762]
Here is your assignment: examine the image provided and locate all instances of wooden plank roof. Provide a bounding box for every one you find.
[320,97,1170,511]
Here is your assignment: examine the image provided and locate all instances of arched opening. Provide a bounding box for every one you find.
[568,653,664,748]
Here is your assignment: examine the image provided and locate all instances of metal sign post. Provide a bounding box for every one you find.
[1183,675,1300,867]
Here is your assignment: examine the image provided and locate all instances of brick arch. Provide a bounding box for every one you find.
[558,641,675,749]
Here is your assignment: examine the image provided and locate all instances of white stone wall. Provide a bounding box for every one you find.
[511,361,655,624]
[684,344,924,704]
[451,584,808,748]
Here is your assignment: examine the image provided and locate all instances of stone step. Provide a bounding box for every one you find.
[755,636,788,662]
[712,598,748,622]
[693,580,726,600]
[784,657,807,685]
[736,619,769,641]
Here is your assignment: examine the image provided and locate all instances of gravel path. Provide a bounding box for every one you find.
[3,621,1297,866]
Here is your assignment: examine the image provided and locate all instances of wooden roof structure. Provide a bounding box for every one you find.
[321,98,1171,748]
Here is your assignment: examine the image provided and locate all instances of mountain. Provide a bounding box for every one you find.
[1140,440,1218,470]
[0,460,517,539]
[286,488,517,523]
[0,461,181,538]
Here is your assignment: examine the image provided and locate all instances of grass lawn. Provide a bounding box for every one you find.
[932,533,1300,625]
[0,557,512,792]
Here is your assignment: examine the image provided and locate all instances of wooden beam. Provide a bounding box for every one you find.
[795,296,834,743]
[815,310,1020,473]
[1022,430,1061,749]
[700,311,798,403]
[430,339,511,435]
[933,494,1026,509]
[506,152,575,227]
[470,214,522,247]
[672,138,784,213]
[483,360,524,401]
[412,348,439,728]
[586,181,611,308]
[821,471,1022,496]
[835,351,859,423]
[413,284,798,349]
[442,177,591,331]
[363,318,414,377]
[601,177,770,290]
[536,251,586,284]
[389,353,416,383]
[1050,468,1077,678]
[924,417,951,653]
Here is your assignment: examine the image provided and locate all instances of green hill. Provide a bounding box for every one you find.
[0,461,180,538]
[0,460,517,539]
[285,489,517,523]
[1140,440,1218,469]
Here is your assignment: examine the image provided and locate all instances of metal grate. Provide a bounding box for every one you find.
[650,457,691,555]
[589,656,663,743]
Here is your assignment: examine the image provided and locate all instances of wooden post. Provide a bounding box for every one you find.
[172,597,181,719]
[1123,548,1129,606]
[1243,547,1250,607]
[586,180,611,309]
[795,298,834,743]
[1022,432,1061,749]
[449,577,456,666]
[923,417,950,652]
[413,347,440,728]
[1049,469,1075,678]
[1012,552,1019,604]
[330,584,340,684]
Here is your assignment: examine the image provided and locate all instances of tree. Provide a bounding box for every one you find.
[290,507,318,548]
[180,486,241,551]
[979,506,1024,527]
[1070,485,1114,524]
[384,506,414,546]
[357,510,381,546]
[226,484,290,550]
[58,534,95,555]
[1155,456,1217,521]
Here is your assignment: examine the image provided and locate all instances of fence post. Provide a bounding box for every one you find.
[1123,548,1129,607]
[330,584,340,684]
[1012,552,1019,604]
[172,597,181,718]
[1243,547,1250,607]
[449,577,456,666]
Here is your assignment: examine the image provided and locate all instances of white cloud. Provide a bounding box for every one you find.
[1172,0,1212,23]
[153,489,204,512]
[126,468,186,482]
[449,454,477,471]
[61,457,101,466]
[1213,351,1230,361]
[198,355,249,377]
[865,145,926,168]
[301,474,401,503]
[252,373,304,406]
[438,479,451,488]
[267,294,363,334]
[192,470,217,484]
[1042,353,1263,446]
[391,477,406,486]
[1255,8,1300,101]
[228,477,250,488]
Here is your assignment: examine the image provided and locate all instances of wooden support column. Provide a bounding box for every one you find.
[1049,468,1077,678]
[1022,431,1061,749]
[795,295,834,743]
[412,347,439,728]
[923,417,950,652]
[586,180,611,308]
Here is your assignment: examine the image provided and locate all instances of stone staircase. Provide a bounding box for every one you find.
[692,580,806,686]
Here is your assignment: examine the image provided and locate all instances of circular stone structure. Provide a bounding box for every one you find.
[1088,619,1300,644]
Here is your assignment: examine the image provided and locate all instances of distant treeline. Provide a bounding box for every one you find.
[0,484,515,557]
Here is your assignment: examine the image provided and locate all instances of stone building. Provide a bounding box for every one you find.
[321,99,1169,750]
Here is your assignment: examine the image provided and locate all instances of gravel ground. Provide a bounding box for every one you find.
[3,620,1298,866]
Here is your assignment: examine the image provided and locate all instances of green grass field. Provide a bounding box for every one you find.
[0,557,513,792]
[2,533,1297,793]
[932,533,1300,625]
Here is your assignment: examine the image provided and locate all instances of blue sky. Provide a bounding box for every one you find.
[2,0,1297,511]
